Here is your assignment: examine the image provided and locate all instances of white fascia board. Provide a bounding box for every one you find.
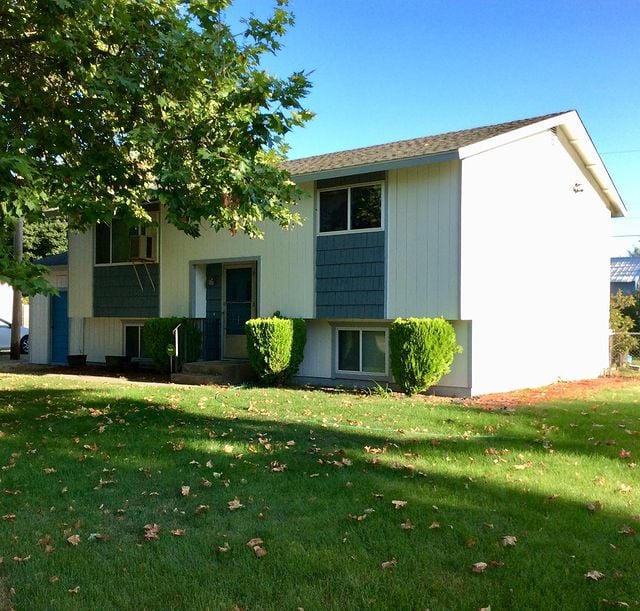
[458,110,626,217]
[289,151,459,184]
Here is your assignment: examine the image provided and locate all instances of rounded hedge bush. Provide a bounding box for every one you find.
[245,317,306,385]
[389,317,461,395]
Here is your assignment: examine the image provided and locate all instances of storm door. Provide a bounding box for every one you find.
[223,263,256,358]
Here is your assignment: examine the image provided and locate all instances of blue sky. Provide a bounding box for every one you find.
[229,0,640,255]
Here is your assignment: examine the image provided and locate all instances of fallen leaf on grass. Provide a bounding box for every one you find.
[618,484,632,494]
[180,486,190,497]
[68,586,80,594]
[391,500,407,509]
[429,521,441,529]
[43,467,57,474]
[200,478,212,488]
[587,501,603,513]
[2,514,16,521]
[66,534,81,546]
[400,519,415,530]
[216,542,231,553]
[617,525,636,535]
[246,538,267,558]
[227,498,244,511]
[87,533,108,542]
[472,562,488,573]
[381,558,397,570]
[501,535,517,546]
[585,570,605,581]
[12,555,31,563]
[619,449,632,459]
[143,524,160,541]
[195,504,209,515]
[171,529,186,537]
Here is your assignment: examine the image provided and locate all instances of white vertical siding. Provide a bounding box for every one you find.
[296,319,333,379]
[386,161,461,319]
[460,130,611,394]
[68,230,93,318]
[83,318,123,363]
[160,185,315,318]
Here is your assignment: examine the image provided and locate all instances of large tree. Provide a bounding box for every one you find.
[0,0,312,294]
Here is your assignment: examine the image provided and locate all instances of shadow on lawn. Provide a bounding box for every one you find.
[0,384,638,609]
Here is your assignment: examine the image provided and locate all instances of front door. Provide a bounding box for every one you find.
[223,263,256,359]
[51,290,69,363]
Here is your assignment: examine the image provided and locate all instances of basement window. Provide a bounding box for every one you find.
[336,328,387,375]
[124,324,147,359]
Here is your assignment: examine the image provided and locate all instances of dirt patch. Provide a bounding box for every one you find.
[464,376,640,410]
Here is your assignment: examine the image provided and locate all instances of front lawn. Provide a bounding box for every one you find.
[0,374,639,610]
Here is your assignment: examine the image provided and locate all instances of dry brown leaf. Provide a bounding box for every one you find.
[381,558,397,570]
[585,570,605,581]
[67,534,81,546]
[429,521,441,529]
[587,501,603,513]
[200,478,212,488]
[618,525,636,535]
[217,542,231,553]
[619,449,632,459]
[227,498,244,511]
[391,500,407,509]
[143,523,160,541]
[43,467,56,474]
[180,485,190,497]
[501,535,517,546]
[194,504,209,515]
[253,546,267,558]
[171,529,186,537]
[2,514,16,521]
[400,519,415,530]
[12,555,31,563]
[68,586,80,594]
[472,562,488,573]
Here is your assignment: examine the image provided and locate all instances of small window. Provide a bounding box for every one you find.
[337,328,387,375]
[124,324,147,359]
[319,183,382,233]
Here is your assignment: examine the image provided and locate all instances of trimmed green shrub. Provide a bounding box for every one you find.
[390,317,462,395]
[245,317,307,385]
[143,317,202,371]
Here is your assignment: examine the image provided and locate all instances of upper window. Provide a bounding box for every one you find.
[319,183,383,233]
[95,214,157,265]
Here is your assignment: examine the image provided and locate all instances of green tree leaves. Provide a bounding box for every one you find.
[0,0,312,290]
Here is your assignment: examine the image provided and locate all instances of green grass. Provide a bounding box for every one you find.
[0,374,639,610]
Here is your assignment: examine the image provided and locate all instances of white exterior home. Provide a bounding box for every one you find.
[35,110,624,395]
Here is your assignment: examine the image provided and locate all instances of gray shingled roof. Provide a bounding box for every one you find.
[611,257,640,283]
[283,111,567,177]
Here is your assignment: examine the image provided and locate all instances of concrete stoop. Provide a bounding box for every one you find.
[171,360,255,386]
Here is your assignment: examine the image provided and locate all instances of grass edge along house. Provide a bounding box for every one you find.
[31,110,625,396]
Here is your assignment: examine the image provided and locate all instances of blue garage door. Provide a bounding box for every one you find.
[51,291,69,363]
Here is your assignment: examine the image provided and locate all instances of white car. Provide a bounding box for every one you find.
[0,318,29,354]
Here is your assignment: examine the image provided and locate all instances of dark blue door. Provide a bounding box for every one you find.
[51,291,69,363]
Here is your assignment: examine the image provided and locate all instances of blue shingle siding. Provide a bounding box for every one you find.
[94,264,159,317]
[204,263,222,360]
[316,231,385,318]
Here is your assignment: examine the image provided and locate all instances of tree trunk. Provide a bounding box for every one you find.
[10,218,23,360]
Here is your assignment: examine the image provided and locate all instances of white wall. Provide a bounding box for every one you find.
[387,161,461,319]
[460,129,611,395]
[160,185,315,319]
[68,230,93,318]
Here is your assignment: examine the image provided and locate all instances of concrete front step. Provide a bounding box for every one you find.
[172,360,256,385]
[171,372,225,386]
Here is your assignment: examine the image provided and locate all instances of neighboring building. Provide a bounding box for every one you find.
[49,110,623,395]
[29,253,69,364]
[610,257,640,295]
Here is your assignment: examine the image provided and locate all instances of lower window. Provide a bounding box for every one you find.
[124,324,147,359]
[337,328,387,375]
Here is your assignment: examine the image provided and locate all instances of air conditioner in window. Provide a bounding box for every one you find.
[129,235,155,261]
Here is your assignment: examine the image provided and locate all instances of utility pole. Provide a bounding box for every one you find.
[10,218,23,360]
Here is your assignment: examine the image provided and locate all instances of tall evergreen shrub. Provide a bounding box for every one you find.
[245,317,306,385]
[143,317,202,371]
[390,317,461,395]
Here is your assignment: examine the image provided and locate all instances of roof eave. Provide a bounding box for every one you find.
[288,150,459,184]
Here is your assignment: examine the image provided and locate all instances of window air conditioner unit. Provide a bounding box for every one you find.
[129,235,155,261]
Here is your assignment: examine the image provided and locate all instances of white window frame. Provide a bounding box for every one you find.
[317,181,384,235]
[335,326,389,377]
[94,212,158,266]
[123,322,147,360]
